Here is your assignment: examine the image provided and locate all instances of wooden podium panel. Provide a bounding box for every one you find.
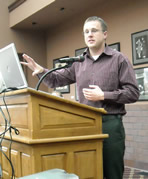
[0,88,108,179]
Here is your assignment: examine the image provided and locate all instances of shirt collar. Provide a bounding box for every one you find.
[83,44,113,58]
[104,44,114,56]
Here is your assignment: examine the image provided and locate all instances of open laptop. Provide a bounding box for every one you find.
[0,43,28,93]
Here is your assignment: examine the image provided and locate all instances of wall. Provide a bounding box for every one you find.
[46,0,148,170]
[0,0,47,91]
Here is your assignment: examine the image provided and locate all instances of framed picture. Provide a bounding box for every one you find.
[53,57,70,94]
[75,47,86,57]
[109,42,120,51]
[131,30,148,65]
[75,84,79,101]
[134,67,148,100]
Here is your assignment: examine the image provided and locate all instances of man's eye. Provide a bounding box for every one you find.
[92,29,98,33]
[85,31,89,34]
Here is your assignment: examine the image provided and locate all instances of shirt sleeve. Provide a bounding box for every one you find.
[37,64,76,88]
[104,57,140,104]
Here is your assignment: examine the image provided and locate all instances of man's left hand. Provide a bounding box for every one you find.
[82,85,104,101]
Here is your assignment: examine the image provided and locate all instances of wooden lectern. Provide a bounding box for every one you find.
[0,88,108,179]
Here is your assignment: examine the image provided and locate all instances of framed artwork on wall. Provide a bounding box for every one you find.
[131,30,148,65]
[75,47,86,57]
[108,42,120,51]
[53,57,70,94]
[75,84,79,101]
[134,67,148,100]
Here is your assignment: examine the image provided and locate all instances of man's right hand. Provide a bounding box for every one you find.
[21,54,44,76]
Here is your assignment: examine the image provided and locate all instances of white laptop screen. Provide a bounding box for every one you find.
[0,43,28,92]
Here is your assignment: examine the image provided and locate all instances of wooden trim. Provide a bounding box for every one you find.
[8,0,26,12]
[4,134,109,144]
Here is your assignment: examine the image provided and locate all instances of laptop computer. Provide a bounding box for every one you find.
[0,43,28,93]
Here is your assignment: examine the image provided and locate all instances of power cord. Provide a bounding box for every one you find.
[0,162,2,178]
[0,88,20,179]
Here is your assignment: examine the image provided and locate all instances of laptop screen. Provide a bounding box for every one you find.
[0,43,28,92]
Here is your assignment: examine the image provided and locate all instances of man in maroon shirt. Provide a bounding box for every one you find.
[22,16,139,179]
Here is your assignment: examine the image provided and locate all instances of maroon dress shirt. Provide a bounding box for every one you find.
[39,45,139,115]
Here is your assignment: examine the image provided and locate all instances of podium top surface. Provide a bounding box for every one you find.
[0,87,107,114]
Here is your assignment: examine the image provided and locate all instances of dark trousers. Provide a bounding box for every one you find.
[102,115,125,179]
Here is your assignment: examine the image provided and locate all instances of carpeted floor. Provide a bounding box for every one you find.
[123,167,148,179]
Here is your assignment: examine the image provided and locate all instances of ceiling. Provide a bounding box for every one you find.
[12,0,104,31]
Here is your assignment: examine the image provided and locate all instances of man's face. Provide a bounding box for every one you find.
[83,21,107,49]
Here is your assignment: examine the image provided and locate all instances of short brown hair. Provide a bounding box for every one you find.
[84,16,107,32]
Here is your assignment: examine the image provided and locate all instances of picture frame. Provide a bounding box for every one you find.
[134,67,148,100]
[75,84,79,101]
[131,30,148,65]
[53,57,70,94]
[108,42,120,51]
[75,47,87,57]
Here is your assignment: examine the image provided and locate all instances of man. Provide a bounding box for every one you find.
[22,16,139,179]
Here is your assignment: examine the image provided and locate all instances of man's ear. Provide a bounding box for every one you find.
[104,31,108,40]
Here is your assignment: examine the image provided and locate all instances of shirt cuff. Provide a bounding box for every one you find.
[104,91,117,100]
